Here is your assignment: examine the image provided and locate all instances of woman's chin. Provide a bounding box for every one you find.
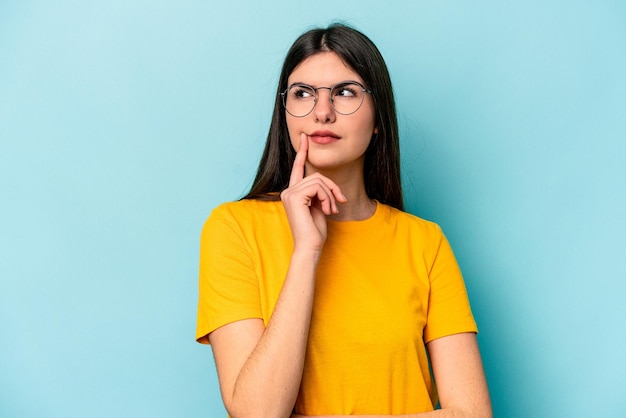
[305,157,364,176]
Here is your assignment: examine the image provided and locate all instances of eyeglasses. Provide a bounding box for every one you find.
[281,81,373,118]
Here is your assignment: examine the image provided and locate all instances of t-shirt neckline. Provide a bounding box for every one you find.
[326,200,387,231]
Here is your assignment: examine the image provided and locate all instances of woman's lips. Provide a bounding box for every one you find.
[309,130,340,145]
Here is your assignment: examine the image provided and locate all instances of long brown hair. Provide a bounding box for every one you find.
[242,23,403,210]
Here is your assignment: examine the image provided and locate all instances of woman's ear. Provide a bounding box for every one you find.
[373,126,379,134]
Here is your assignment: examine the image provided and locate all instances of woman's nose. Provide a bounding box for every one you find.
[313,89,336,123]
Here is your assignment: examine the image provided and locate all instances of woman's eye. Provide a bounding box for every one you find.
[334,86,358,98]
[293,88,314,99]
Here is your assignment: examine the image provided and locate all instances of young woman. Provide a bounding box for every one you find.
[196,24,492,418]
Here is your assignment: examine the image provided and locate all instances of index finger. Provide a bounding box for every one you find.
[289,133,308,186]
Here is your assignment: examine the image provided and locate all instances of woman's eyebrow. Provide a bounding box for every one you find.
[287,79,362,87]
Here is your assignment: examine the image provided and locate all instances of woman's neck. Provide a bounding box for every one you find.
[307,164,375,221]
[329,192,376,221]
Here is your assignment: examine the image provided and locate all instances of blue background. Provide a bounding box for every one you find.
[1,1,625,417]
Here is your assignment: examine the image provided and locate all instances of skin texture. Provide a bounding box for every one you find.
[208,52,492,418]
[286,52,379,221]
[286,52,377,177]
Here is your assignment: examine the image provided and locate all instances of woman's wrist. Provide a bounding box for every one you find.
[291,246,323,266]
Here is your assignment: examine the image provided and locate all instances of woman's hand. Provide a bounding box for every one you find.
[281,133,347,253]
[210,136,342,417]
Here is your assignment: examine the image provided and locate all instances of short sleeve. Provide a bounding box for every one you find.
[195,204,262,344]
[423,229,477,343]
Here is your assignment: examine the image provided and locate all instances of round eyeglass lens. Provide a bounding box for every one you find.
[283,82,368,117]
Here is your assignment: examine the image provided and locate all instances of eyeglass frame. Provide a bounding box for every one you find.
[280,81,373,118]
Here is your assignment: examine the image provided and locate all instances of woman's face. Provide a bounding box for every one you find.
[285,52,377,175]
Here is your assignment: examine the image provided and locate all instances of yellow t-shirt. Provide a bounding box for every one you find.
[196,199,477,415]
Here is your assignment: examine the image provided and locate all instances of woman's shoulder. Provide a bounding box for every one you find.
[205,198,285,229]
[380,203,445,237]
[213,197,281,214]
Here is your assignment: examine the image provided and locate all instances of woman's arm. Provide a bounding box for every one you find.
[209,134,346,418]
[210,250,319,418]
[426,332,492,417]
[291,333,491,418]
